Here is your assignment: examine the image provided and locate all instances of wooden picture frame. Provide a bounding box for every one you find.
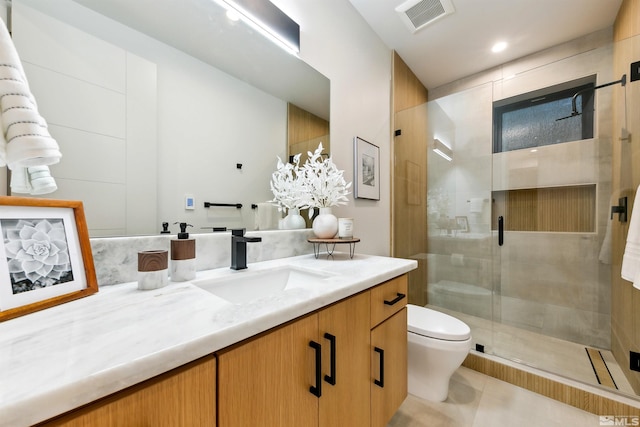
[354,136,380,200]
[0,197,98,321]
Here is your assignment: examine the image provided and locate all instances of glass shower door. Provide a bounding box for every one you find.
[425,82,496,354]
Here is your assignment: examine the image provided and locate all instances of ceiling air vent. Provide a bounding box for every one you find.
[396,0,455,33]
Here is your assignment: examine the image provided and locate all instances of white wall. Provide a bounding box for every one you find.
[12,2,158,237]
[273,0,393,256]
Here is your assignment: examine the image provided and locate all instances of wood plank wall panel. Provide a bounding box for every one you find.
[492,185,596,232]
[392,52,429,306]
[614,0,640,41]
[287,102,330,163]
[463,353,640,416]
[612,0,640,395]
[393,52,429,113]
[287,103,330,227]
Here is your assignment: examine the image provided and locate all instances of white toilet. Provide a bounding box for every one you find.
[407,304,472,402]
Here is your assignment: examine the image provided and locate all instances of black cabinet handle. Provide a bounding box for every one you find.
[374,346,384,388]
[324,333,336,385]
[498,216,504,246]
[384,293,406,306]
[309,341,322,397]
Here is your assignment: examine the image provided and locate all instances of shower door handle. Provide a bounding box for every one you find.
[498,216,504,246]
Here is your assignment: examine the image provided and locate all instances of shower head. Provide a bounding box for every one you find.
[556,89,587,121]
[555,74,627,122]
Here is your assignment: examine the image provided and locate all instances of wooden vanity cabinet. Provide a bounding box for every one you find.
[318,290,371,427]
[37,355,216,427]
[216,290,371,427]
[37,274,408,427]
[216,312,319,426]
[370,275,409,427]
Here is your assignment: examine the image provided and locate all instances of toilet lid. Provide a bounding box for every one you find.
[407,304,471,341]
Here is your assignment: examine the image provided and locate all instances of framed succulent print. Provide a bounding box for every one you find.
[0,197,98,321]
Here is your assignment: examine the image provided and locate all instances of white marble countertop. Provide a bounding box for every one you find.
[0,253,416,427]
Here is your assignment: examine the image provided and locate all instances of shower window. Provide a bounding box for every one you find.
[493,78,595,153]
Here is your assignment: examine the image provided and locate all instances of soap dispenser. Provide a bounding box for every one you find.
[170,222,196,282]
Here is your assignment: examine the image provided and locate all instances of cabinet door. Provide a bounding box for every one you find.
[371,308,407,427]
[318,291,370,427]
[39,355,216,427]
[217,314,319,427]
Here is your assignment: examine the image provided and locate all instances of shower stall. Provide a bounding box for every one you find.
[394,32,640,397]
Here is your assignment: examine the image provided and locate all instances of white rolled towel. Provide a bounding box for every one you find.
[10,165,57,195]
[28,165,57,194]
[255,202,280,230]
[9,166,31,193]
[0,93,37,110]
[622,185,640,289]
[0,115,5,167]
[0,18,61,175]
[0,63,26,81]
[469,198,484,213]
[0,90,59,168]
[5,121,51,141]
[599,216,612,265]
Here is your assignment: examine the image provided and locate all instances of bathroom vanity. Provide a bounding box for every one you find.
[0,253,416,426]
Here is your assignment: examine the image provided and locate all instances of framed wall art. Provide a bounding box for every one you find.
[0,197,98,321]
[354,136,380,200]
[455,216,469,232]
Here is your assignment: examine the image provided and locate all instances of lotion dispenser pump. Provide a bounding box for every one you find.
[170,222,196,282]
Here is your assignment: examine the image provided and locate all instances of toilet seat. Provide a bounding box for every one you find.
[407,304,471,341]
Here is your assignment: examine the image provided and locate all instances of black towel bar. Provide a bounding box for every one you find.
[204,202,242,209]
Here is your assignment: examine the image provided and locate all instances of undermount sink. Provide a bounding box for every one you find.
[192,266,333,304]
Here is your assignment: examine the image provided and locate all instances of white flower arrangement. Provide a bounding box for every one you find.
[269,153,309,212]
[269,142,351,214]
[300,142,351,210]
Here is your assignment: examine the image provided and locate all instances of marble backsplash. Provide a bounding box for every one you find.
[90,229,316,286]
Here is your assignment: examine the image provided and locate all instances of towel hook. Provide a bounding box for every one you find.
[611,197,628,222]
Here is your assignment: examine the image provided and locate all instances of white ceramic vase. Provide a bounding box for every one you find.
[282,208,306,230]
[312,207,338,238]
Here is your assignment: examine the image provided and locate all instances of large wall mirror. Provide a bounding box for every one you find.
[7,0,330,237]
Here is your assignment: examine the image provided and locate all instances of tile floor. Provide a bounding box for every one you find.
[388,367,602,426]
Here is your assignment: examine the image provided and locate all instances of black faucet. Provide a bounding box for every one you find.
[230,229,262,270]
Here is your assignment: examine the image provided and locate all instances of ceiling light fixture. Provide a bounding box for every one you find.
[492,41,507,53]
[432,138,453,161]
[214,0,300,55]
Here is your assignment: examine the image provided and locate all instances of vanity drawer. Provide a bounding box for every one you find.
[370,275,408,328]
